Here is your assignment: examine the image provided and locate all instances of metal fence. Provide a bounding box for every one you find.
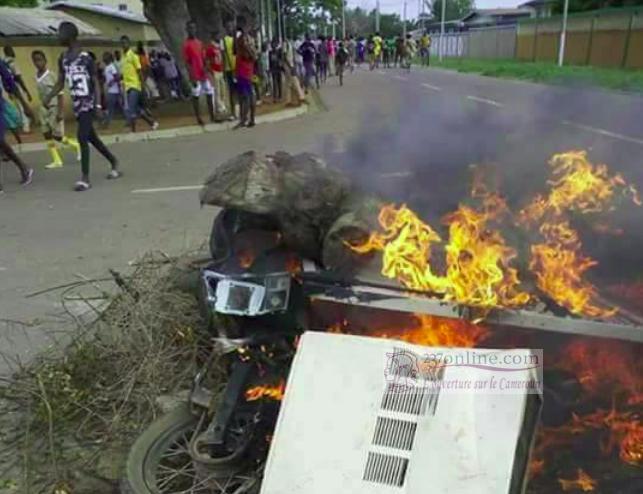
[429,26,517,60]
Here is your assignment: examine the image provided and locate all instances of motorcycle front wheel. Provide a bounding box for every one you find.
[122,404,260,494]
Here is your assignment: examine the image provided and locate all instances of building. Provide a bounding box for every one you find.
[41,0,143,15]
[519,0,557,19]
[46,1,159,42]
[460,8,533,28]
[424,8,533,33]
[0,6,110,119]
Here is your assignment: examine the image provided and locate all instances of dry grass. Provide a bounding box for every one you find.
[0,252,216,493]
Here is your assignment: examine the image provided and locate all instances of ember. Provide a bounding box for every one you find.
[238,249,255,269]
[245,381,286,402]
[558,468,597,492]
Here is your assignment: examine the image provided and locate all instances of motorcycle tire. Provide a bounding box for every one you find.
[121,403,199,493]
[122,404,261,494]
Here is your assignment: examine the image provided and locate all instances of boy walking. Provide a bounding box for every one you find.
[31,50,81,169]
[44,21,120,191]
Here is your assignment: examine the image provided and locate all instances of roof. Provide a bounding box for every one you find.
[462,8,533,21]
[47,1,149,24]
[519,0,557,7]
[0,7,100,37]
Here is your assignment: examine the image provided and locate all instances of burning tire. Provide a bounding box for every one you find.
[123,403,261,494]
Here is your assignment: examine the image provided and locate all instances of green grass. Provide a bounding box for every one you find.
[428,58,643,93]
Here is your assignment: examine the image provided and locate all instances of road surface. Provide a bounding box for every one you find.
[1,65,642,368]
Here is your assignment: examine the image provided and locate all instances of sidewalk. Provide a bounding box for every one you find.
[11,98,308,153]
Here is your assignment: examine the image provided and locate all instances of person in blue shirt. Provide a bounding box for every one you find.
[0,59,34,193]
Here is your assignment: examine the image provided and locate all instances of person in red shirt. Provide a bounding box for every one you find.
[182,20,214,125]
[204,31,228,119]
[233,17,257,129]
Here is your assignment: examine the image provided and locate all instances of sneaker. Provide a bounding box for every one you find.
[152,121,160,131]
[74,180,91,191]
[21,168,34,186]
[247,121,256,128]
[106,169,122,180]
[45,162,63,170]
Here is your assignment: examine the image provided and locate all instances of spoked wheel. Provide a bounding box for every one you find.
[123,404,261,494]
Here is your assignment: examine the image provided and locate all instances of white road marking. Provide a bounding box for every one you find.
[561,120,643,146]
[466,95,504,108]
[421,82,442,91]
[131,185,201,194]
[394,75,408,81]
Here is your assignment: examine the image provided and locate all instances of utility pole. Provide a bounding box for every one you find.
[439,0,446,61]
[376,0,380,32]
[266,0,273,41]
[276,0,283,41]
[558,0,570,66]
[403,0,407,37]
[342,0,346,39]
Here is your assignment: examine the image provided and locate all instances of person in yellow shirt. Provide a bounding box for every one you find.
[420,32,432,66]
[222,22,237,120]
[373,32,383,68]
[120,35,158,132]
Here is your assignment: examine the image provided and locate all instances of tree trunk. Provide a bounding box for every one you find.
[186,0,224,40]
[143,0,190,79]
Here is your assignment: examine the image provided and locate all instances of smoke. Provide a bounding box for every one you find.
[322,82,643,285]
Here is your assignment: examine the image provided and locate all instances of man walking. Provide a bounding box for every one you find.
[121,35,158,132]
[44,21,120,191]
[183,20,215,125]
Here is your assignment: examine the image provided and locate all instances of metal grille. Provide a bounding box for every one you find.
[363,452,409,487]
[380,383,442,416]
[372,416,418,451]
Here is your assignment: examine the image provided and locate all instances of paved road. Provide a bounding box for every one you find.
[1,66,642,367]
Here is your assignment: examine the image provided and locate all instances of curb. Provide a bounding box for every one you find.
[16,104,309,154]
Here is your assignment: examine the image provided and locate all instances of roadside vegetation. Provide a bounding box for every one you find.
[429,58,643,93]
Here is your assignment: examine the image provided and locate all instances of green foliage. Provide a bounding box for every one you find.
[429,0,475,21]
[345,7,416,38]
[432,58,643,93]
[0,0,38,6]
[553,0,643,14]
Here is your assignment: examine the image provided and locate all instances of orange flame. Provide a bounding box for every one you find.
[349,200,529,308]
[352,151,639,318]
[329,314,486,348]
[558,468,597,492]
[529,221,615,317]
[238,249,255,269]
[520,150,640,222]
[245,381,286,402]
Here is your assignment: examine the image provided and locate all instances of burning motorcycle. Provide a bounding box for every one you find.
[122,209,305,493]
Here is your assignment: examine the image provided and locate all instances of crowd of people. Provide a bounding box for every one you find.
[1,16,434,193]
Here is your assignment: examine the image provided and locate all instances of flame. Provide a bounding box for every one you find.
[529,221,615,317]
[349,200,529,308]
[528,459,545,479]
[238,249,255,269]
[558,339,642,400]
[245,381,285,402]
[285,255,302,274]
[352,151,639,317]
[329,315,486,348]
[519,151,640,317]
[558,468,597,492]
[520,150,640,222]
